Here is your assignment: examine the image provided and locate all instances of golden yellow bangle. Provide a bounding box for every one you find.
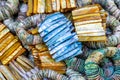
[18,55,34,68]
[1,46,22,65]
[0,24,6,32]
[37,0,45,13]
[27,0,33,16]
[66,0,71,9]
[0,42,20,60]
[78,36,107,41]
[0,28,9,40]
[12,48,26,61]
[35,44,48,52]
[33,0,38,14]
[1,39,18,57]
[28,28,39,35]
[0,34,14,53]
[0,33,11,43]
[16,57,32,71]
[73,13,101,20]
[46,0,53,13]
[72,5,100,16]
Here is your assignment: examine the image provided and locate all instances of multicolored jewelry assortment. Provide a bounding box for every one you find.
[0,0,120,80]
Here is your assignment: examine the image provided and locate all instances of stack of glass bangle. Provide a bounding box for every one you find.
[32,43,66,74]
[38,12,82,62]
[0,23,26,65]
[72,4,107,41]
[27,0,77,15]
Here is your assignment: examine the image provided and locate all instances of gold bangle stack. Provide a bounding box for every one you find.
[72,4,107,41]
[32,43,66,74]
[27,0,77,16]
[0,23,26,65]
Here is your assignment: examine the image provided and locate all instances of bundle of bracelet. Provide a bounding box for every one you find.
[0,55,39,80]
[72,4,107,41]
[38,12,82,62]
[0,0,19,21]
[26,0,77,15]
[13,14,47,46]
[65,57,85,74]
[29,68,86,80]
[85,47,120,80]
[32,43,66,74]
[0,23,26,65]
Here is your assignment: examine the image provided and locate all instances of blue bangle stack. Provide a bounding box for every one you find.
[38,12,82,62]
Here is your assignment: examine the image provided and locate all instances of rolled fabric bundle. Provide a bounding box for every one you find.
[0,23,26,65]
[65,57,85,74]
[0,0,19,21]
[85,47,120,80]
[30,69,68,80]
[38,12,82,62]
[13,14,47,45]
[85,15,120,49]
[66,68,86,80]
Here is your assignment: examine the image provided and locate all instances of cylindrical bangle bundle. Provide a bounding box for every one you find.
[85,47,120,80]
[27,0,77,15]
[72,4,107,42]
[0,0,19,21]
[65,57,85,74]
[38,12,82,62]
[32,43,66,74]
[13,14,47,46]
[0,23,26,65]
[30,68,86,80]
